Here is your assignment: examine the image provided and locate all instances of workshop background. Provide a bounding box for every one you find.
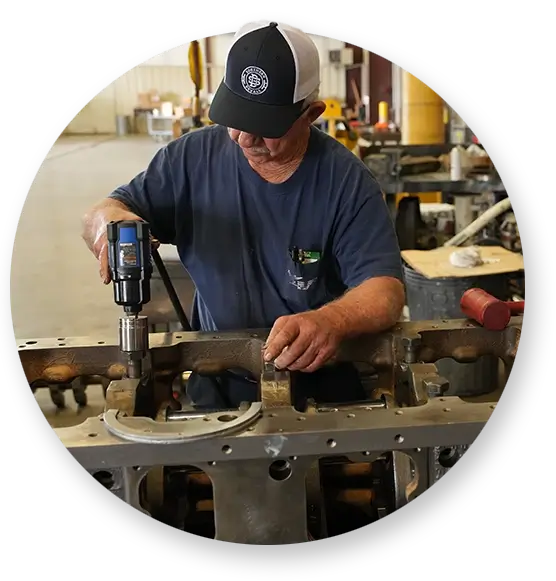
[12,32,523,439]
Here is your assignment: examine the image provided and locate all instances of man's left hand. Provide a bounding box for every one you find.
[263,309,345,373]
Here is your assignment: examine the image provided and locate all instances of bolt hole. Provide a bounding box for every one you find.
[268,413,277,418]
[443,407,451,412]
[19,345,25,348]
[247,426,255,431]
[326,439,337,448]
[97,341,105,344]
[133,466,141,471]
[203,417,211,422]
[439,398,445,402]
[297,416,306,421]
[268,460,292,481]
[26,340,37,345]
[438,447,459,468]
[362,451,371,456]
[217,414,238,422]
[394,434,404,444]
[88,433,98,438]
[490,404,496,409]
[222,445,232,455]
[395,410,403,415]
[59,343,66,346]
[92,470,114,489]
[176,335,182,339]
[289,456,297,461]
[208,461,216,466]
[347,413,355,418]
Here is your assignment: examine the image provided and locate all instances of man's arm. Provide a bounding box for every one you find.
[81,146,177,283]
[322,173,405,337]
[320,275,405,337]
[264,170,404,372]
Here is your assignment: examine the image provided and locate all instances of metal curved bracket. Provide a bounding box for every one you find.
[103,403,262,444]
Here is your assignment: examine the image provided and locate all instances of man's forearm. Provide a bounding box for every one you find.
[318,277,405,338]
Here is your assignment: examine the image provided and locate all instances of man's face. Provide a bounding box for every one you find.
[227,124,301,162]
[227,102,326,163]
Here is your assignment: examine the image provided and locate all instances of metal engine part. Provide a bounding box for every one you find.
[19,317,521,544]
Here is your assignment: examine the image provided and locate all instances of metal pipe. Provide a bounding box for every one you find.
[444,197,512,247]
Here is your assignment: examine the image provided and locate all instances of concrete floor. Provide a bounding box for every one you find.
[12,135,166,425]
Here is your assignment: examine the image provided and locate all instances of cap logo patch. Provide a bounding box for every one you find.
[241,66,269,95]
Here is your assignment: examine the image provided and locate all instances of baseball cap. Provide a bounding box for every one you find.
[208,21,320,138]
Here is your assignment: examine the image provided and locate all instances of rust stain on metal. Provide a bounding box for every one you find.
[107,364,126,379]
[42,364,78,383]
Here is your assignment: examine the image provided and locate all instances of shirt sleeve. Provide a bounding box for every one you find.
[332,169,403,289]
[108,146,177,244]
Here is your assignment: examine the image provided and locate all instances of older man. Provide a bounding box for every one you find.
[82,21,405,409]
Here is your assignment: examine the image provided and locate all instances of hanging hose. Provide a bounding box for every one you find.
[152,247,233,408]
[151,248,192,332]
[444,197,512,247]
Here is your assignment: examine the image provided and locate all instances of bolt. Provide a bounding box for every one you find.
[402,336,421,363]
[424,377,449,398]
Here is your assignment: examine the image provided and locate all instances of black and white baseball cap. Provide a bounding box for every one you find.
[208,21,320,138]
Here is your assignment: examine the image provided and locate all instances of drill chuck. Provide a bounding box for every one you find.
[107,220,152,314]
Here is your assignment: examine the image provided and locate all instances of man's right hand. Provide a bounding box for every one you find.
[82,201,143,284]
[91,208,142,284]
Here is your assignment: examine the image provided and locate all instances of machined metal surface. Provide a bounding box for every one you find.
[55,396,495,469]
[19,317,521,544]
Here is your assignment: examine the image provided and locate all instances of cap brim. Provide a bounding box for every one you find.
[208,81,304,139]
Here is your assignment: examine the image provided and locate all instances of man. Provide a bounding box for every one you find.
[82,21,405,409]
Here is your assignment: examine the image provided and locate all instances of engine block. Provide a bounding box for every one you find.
[18,317,521,544]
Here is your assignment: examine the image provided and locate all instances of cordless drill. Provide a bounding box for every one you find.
[107,220,152,378]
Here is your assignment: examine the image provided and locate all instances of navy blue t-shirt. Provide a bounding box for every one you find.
[109,125,402,332]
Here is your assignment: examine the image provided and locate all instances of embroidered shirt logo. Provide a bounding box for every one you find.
[288,270,316,291]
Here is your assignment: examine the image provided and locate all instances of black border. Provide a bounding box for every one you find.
[6,8,555,579]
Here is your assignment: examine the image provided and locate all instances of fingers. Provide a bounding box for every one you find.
[274,333,313,369]
[264,316,287,350]
[264,317,299,362]
[264,313,340,372]
[288,340,337,372]
[264,321,299,364]
[98,244,111,284]
[287,343,320,371]
[300,348,335,373]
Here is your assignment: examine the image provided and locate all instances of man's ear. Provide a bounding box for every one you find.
[305,100,327,124]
